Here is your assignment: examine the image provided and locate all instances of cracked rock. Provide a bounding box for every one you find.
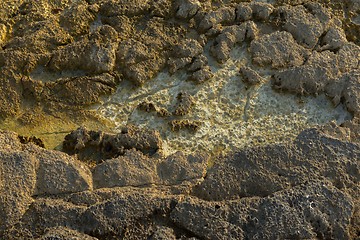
[274,4,329,48]
[198,7,236,33]
[63,126,163,161]
[250,31,309,69]
[240,66,264,85]
[175,0,201,20]
[193,127,360,201]
[48,25,118,74]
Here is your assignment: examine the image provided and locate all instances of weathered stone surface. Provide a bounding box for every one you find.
[59,0,97,37]
[157,151,208,185]
[43,73,118,108]
[175,180,354,239]
[100,0,150,18]
[93,149,207,189]
[81,191,177,238]
[0,1,359,239]
[198,7,236,33]
[168,39,203,74]
[274,43,360,113]
[172,92,195,116]
[24,144,93,195]
[149,226,176,240]
[250,31,309,69]
[319,25,348,51]
[5,198,87,239]
[92,149,157,189]
[0,130,23,151]
[175,0,201,20]
[38,227,98,240]
[0,23,7,45]
[48,25,118,74]
[240,66,264,85]
[63,125,163,161]
[0,151,37,233]
[326,70,360,115]
[249,2,274,21]
[210,25,245,64]
[274,4,330,48]
[193,127,360,201]
[236,3,252,22]
[171,197,245,240]
[188,66,213,84]
[116,38,166,85]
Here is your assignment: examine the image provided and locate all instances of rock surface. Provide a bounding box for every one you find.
[0,0,359,239]
[0,125,358,239]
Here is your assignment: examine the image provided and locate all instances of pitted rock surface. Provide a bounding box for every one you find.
[0,0,359,239]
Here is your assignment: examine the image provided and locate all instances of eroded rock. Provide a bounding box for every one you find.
[172,92,195,116]
[193,127,360,200]
[175,0,201,20]
[23,144,93,195]
[48,25,118,74]
[274,4,330,48]
[92,149,157,189]
[0,151,37,233]
[250,31,309,69]
[63,126,163,161]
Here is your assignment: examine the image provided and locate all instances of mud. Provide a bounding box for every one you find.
[0,0,359,239]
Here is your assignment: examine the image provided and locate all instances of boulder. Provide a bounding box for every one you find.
[0,151,37,233]
[24,145,93,195]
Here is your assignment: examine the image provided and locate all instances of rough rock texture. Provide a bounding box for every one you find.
[63,126,163,161]
[0,0,360,239]
[193,127,360,200]
[0,124,359,239]
[250,31,309,69]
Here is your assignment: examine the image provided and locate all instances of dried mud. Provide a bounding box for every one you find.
[0,0,359,239]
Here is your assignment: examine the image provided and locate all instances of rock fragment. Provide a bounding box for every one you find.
[63,126,163,161]
[172,92,195,116]
[250,31,309,69]
[318,25,348,51]
[0,151,37,233]
[274,4,329,48]
[169,120,202,132]
[23,145,93,195]
[92,149,157,189]
[48,25,118,74]
[175,0,201,20]
[175,180,354,239]
[168,39,203,74]
[38,227,97,240]
[157,151,208,185]
[240,66,264,85]
[198,7,236,33]
[59,1,97,37]
[193,127,360,201]
[117,38,165,85]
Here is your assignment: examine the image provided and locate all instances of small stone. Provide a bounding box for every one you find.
[250,31,309,69]
[169,119,202,132]
[188,66,213,84]
[175,0,201,20]
[236,3,252,22]
[240,66,264,85]
[173,92,195,116]
[198,7,236,33]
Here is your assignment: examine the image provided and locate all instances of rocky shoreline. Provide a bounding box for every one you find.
[0,0,359,239]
